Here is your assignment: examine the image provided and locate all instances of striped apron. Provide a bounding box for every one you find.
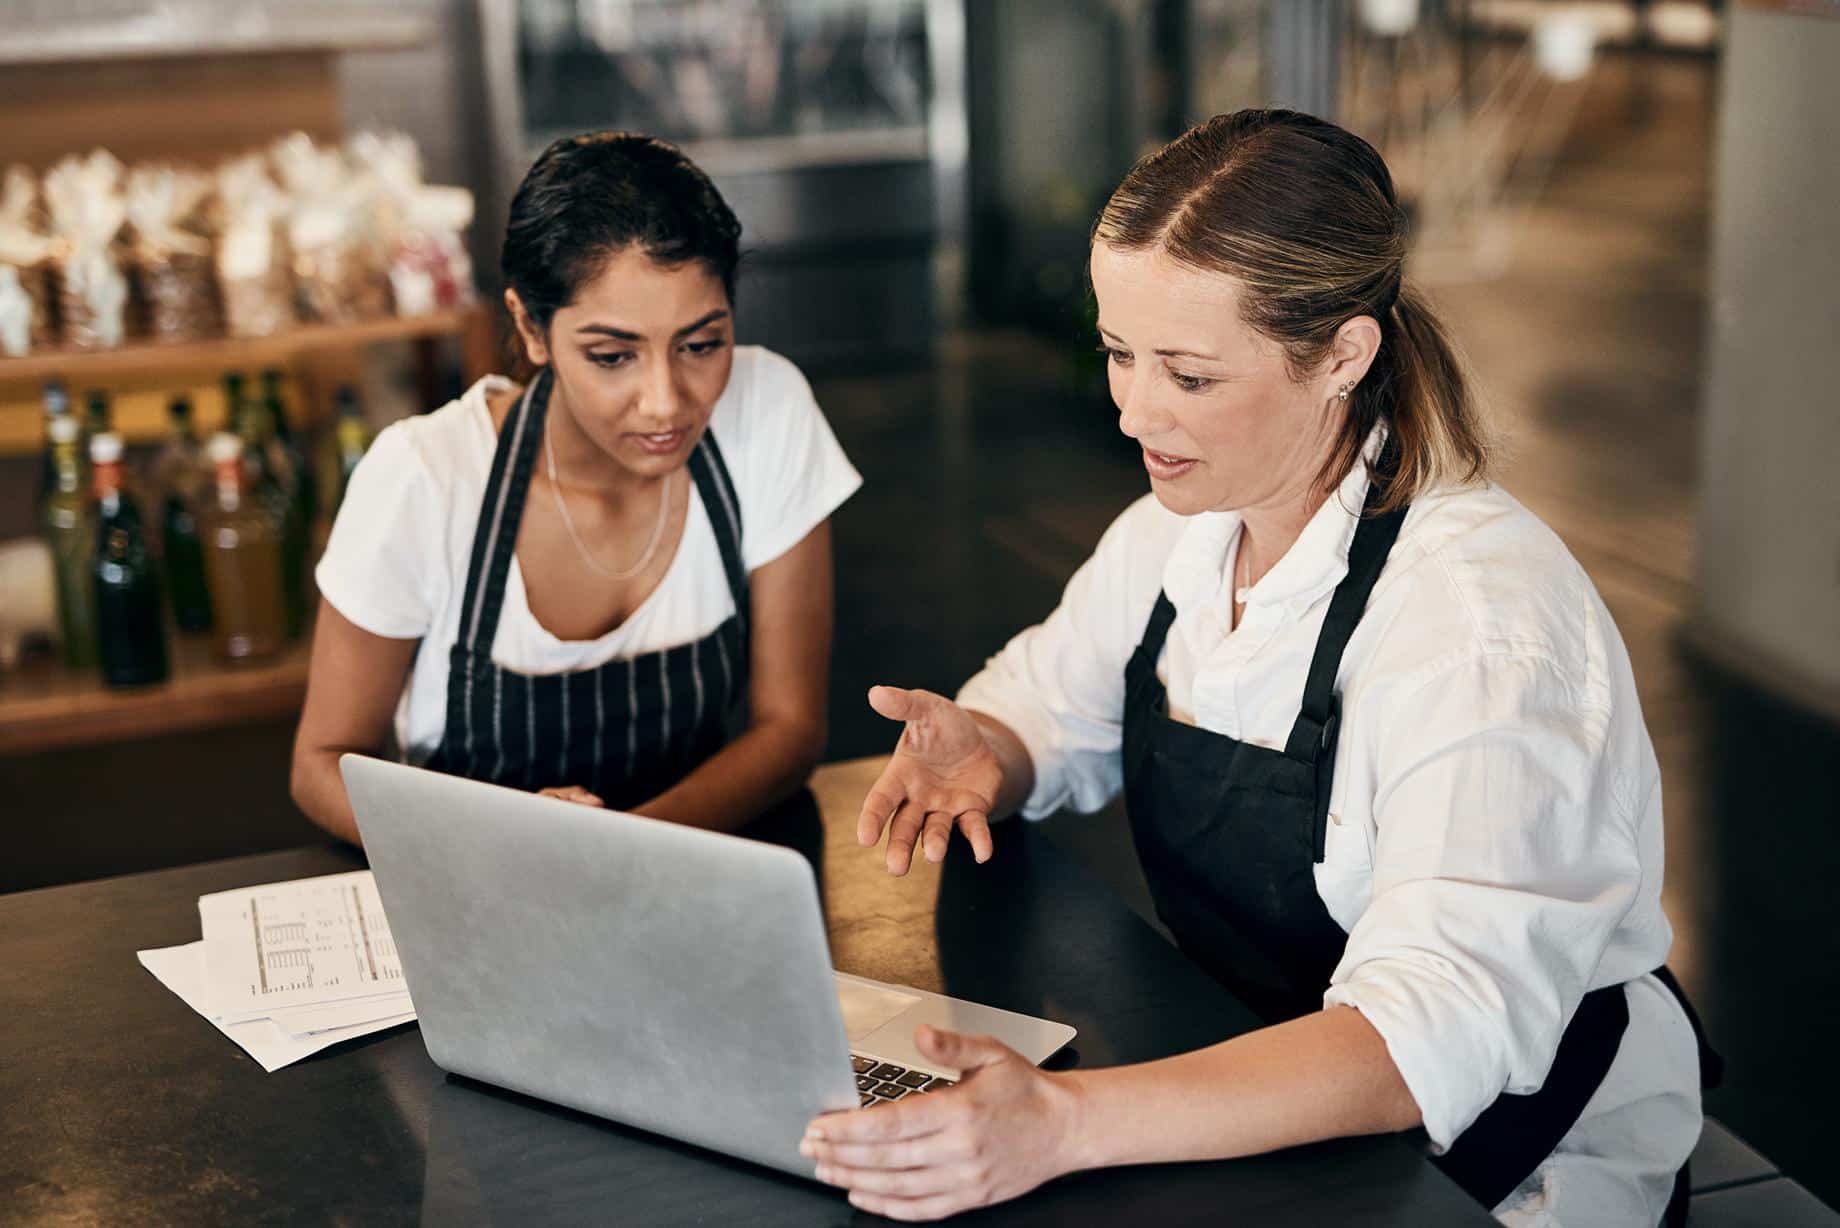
[423,368,749,810]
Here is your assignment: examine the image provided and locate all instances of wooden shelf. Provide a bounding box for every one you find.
[0,631,312,757]
[0,307,475,386]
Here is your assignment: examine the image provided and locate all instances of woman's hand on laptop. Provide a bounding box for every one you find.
[802,1023,1083,1221]
[537,785,605,807]
[857,686,1007,875]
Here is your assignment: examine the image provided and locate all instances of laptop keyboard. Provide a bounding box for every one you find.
[851,1054,956,1106]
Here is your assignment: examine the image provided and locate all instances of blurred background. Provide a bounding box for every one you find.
[1,0,1835,1211]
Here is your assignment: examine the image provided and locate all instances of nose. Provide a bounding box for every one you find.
[1114,369,1165,442]
[636,353,682,426]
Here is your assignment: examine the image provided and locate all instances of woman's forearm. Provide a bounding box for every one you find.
[1060,1006,1422,1171]
[636,714,824,833]
[289,746,364,845]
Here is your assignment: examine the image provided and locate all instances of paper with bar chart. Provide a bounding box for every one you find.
[138,870,415,1071]
[199,870,407,1021]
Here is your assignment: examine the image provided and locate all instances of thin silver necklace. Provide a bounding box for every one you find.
[543,417,672,582]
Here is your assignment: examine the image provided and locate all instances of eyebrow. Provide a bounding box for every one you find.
[576,309,731,342]
[1096,324,1220,362]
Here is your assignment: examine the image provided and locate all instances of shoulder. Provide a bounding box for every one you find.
[1080,493,1191,610]
[708,345,817,441]
[368,374,510,487]
[1369,482,1613,706]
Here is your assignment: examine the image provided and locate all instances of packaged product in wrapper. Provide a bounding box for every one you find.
[126,164,220,341]
[273,133,391,322]
[388,186,475,316]
[44,152,130,351]
[345,131,474,317]
[215,156,295,338]
[0,167,57,357]
[289,201,390,322]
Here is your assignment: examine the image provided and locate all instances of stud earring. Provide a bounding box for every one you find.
[1337,382,1353,402]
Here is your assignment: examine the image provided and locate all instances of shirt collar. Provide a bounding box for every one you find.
[1161,424,1388,624]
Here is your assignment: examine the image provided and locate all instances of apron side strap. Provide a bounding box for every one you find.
[1652,964,1725,1090]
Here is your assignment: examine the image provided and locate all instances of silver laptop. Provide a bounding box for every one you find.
[341,754,1075,1178]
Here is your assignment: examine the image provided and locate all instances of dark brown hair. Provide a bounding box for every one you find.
[1093,109,1489,511]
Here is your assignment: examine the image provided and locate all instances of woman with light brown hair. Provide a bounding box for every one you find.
[813,110,1713,1225]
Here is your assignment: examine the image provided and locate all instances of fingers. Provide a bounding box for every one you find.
[538,785,604,807]
[920,810,955,864]
[842,1188,977,1222]
[803,1128,972,1171]
[807,1087,955,1145]
[855,780,903,848]
[885,801,926,876]
[957,811,994,864]
[915,1024,1010,1074]
[867,684,920,723]
[812,1158,983,1200]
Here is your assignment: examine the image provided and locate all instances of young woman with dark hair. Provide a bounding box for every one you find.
[292,132,859,842]
[822,110,1712,1226]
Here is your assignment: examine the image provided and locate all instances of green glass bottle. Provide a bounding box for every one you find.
[236,396,306,639]
[261,366,319,538]
[84,388,112,441]
[90,432,170,688]
[154,396,213,633]
[36,379,71,511]
[43,415,98,670]
[333,385,370,513]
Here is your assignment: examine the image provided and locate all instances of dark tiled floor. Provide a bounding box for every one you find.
[5,46,1835,1212]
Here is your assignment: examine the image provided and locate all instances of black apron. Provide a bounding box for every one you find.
[423,368,748,810]
[1121,484,1717,1215]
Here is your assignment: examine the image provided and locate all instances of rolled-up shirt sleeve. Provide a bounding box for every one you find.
[955,498,1165,819]
[1323,651,1644,1151]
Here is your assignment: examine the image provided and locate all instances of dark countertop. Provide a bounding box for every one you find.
[0,758,1493,1225]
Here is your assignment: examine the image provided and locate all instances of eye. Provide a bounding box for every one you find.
[1098,344,1132,367]
[683,338,728,357]
[1169,371,1215,393]
[587,350,635,369]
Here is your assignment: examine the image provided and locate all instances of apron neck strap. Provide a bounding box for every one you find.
[1283,480,1409,763]
[457,368,552,656]
[685,429,749,619]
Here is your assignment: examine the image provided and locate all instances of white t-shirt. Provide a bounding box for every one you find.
[317,345,861,760]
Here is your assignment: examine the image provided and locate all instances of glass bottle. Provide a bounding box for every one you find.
[154,396,213,633]
[333,385,370,513]
[261,366,319,549]
[36,379,71,511]
[90,431,170,688]
[201,432,287,663]
[236,397,307,639]
[43,415,98,670]
[84,388,112,442]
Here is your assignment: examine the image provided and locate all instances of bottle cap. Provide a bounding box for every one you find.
[48,415,80,444]
[169,395,193,419]
[207,432,245,465]
[89,432,124,464]
[42,380,69,414]
[335,385,360,414]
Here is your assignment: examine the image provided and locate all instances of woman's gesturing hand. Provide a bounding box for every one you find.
[537,785,605,807]
[802,1025,1085,1221]
[856,686,1002,875]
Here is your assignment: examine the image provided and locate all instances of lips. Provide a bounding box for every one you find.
[1141,445,1199,480]
[628,429,690,456]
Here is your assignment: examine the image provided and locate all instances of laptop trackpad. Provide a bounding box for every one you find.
[834,976,921,1044]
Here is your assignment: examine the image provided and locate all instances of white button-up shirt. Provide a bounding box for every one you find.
[957,448,1701,1225]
